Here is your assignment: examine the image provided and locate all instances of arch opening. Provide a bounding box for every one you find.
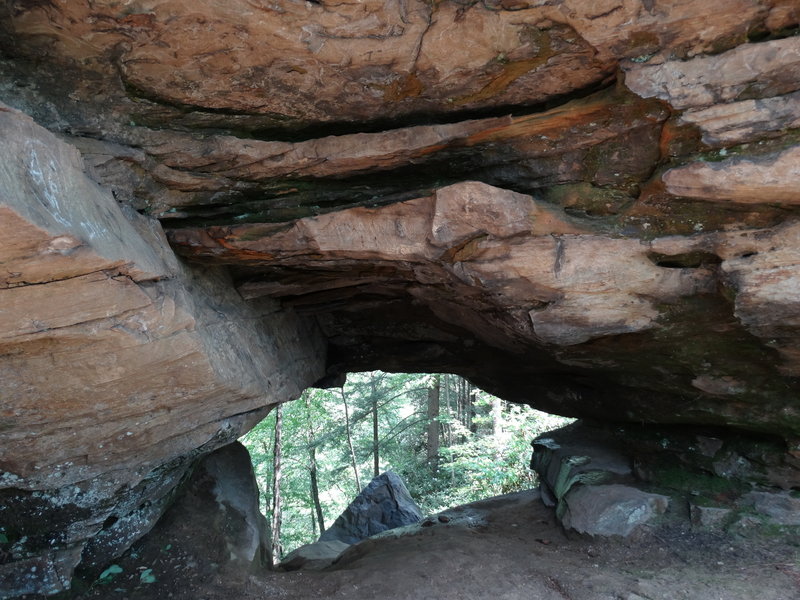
[240,370,573,562]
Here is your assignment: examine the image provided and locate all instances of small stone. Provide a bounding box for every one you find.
[690,504,732,529]
[437,515,450,523]
[421,519,435,528]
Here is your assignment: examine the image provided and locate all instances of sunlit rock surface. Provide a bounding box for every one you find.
[1,0,800,595]
[0,105,324,594]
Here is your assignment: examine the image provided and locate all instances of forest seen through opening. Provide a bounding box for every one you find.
[241,371,573,561]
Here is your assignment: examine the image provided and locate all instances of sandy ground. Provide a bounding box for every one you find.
[73,489,800,600]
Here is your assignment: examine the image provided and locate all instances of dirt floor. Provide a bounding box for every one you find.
[71,489,800,600]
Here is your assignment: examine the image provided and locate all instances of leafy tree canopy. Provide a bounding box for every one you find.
[241,371,572,558]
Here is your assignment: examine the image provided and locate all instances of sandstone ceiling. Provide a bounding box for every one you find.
[1,1,800,595]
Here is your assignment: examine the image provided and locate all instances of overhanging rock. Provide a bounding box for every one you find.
[0,104,326,596]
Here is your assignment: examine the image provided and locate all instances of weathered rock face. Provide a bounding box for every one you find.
[532,420,800,537]
[0,105,325,595]
[169,180,800,434]
[1,0,800,596]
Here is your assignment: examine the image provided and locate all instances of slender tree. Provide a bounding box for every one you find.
[340,387,362,493]
[270,404,284,562]
[426,375,441,471]
[468,391,477,434]
[443,373,452,447]
[304,394,326,534]
[308,447,325,534]
[492,395,503,436]
[371,375,380,477]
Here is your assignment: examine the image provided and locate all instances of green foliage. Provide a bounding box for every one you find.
[409,394,573,513]
[138,568,156,584]
[241,372,572,558]
[96,564,123,585]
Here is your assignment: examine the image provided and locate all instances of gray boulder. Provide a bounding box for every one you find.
[740,491,800,525]
[561,484,670,537]
[279,539,350,571]
[319,471,422,545]
[690,503,733,529]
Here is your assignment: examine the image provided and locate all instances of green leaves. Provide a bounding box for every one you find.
[139,568,157,584]
[241,371,573,558]
[97,564,123,584]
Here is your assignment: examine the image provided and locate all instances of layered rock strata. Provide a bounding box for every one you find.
[0,105,324,594]
[532,421,800,537]
[0,0,800,596]
[170,180,800,434]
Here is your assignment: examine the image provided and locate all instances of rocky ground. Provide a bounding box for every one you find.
[64,489,800,600]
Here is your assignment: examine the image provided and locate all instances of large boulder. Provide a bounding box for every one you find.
[560,484,670,538]
[182,442,272,571]
[319,472,423,545]
[57,442,272,597]
[530,422,669,538]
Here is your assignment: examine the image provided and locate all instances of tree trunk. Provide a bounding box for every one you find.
[454,376,462,437]
[468,392,477,434]
[426,375,441,471]
[443,373,452,447]
[309,444,325,534]
[492,395,503,436]
[270,403,284,562]
[341,388,362,493]
[372,376,379,478]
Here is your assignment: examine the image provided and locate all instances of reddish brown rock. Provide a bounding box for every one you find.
[4,0,789,129]
[65,89,665,220]
[171,179,707,347]
[0,105,325,594]
[2,1,800,597]
[170,180,800,430]
[678,91,800,147]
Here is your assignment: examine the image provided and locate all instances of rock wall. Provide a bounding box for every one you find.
[1,0,800,596]
[531,420,800,538]
[0,105,325,595]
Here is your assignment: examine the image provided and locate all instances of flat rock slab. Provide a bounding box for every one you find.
[279,540,350,572]
[740,491,800,526]
[530,423,633,508]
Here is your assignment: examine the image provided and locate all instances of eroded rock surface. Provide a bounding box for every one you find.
[1,0,800,596]
[532,421,800,538]
[0,105,324,595]
[169,181,800,434]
